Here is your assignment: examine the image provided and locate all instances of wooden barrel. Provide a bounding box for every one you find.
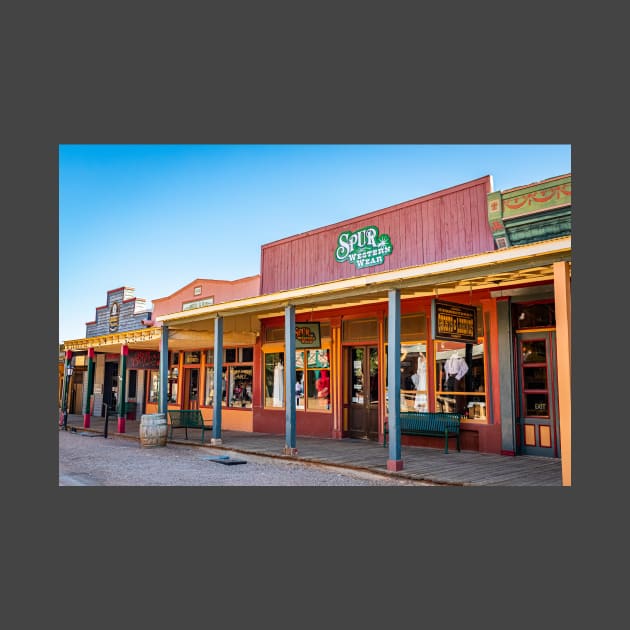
[139,413,167,447]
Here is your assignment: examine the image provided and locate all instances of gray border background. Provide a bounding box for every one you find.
[6,0,614,626]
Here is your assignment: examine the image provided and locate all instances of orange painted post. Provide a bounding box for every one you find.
[553,261,571,486]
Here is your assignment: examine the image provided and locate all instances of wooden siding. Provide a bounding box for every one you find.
[260,177,494,294]
[85,287,151,338]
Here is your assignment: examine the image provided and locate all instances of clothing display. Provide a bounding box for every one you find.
[316,370,330,399]
[411,354,427,410]
[272,362,284,407]
[444,353,469,381]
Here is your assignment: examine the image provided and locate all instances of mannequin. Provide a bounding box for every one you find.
[411,353,427,410]
[272,360,284,407]
[443,351,468,388]
[442,351,469,414]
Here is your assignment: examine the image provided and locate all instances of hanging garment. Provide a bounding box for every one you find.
[273,363,284,407]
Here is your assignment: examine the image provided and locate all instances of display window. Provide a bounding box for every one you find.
[264,351,285,408]
[204,346,253,409]
[264,347,331,412]
[305,349,330,411]
[168,351,179,403]
[167,367,179,403]
[148,370,159,404]
[434,339,487,421]
[385,342,428,413]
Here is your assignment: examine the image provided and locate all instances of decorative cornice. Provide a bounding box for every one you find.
[63,327,162,351]
[503,183,571,212]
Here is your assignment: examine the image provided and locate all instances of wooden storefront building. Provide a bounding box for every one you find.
[61,173,572,482]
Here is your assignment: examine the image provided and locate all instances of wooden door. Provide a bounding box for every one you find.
[516,332,560,457]
[182,368,200,410]
[347,346,379,440]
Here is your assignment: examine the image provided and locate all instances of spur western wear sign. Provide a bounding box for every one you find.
[334,225,393,269]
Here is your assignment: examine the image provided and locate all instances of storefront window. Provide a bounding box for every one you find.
[295,351,304,409]
[204,347,253,409]
[264,352,285,408]
[168,367,179,403]
[148,370,159,404]
[435,340,487,420]
[265,348,331,411]
[385,343,428,412]
[306,349,330,411]
[205,367,215,406]
[228,366,253,407]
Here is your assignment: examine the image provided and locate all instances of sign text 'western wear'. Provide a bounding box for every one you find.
[335,226,393,269]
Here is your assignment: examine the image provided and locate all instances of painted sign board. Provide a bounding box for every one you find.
[109,301,120,332]
[335,225,393,269]
[128,350,161,370]
[431,300,477,343]
[183,297,214,311]
[295,322,321,349]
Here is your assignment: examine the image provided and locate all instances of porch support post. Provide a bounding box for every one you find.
[284,304,297,455]
[159,325,169,415]
[387,289,403,471]
[553,261,572,486]
[82,347,95,428]
[60,349,73,427]
[117,345,128,433]
[211,316,223,445]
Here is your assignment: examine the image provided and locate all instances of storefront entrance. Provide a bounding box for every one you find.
[104,362,118,413]
[182,368,199,409]
[516,331,560,457]
[346,346,379,440]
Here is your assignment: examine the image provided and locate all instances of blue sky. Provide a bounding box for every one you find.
[59,144,571,342]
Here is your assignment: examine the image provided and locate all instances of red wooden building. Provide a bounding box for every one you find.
[62,173,572,482]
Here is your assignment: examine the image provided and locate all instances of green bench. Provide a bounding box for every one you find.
[168,409,213,443]
[383,411,462,453]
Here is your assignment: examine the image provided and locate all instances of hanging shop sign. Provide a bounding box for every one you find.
[431,299,477,343]
[109,301,120,332]
[128,350,161,370]
[334,225,393,269]
[295,322,321,349]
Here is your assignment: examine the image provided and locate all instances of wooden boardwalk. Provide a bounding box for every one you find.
[61,415,562,486]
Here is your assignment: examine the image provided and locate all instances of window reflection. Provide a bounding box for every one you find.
[525,393,548,417]
[522,340,546,363]
[523,366,547,390]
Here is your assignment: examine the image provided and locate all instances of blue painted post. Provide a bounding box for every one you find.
[387,289,403,471]
[284,304,297,455]
[212,316,223,444]
[159,325,169,416]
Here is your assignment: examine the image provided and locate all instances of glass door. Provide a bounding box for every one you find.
[347,346,379,440]
[516,332,559,457]
[183,368,199,410]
